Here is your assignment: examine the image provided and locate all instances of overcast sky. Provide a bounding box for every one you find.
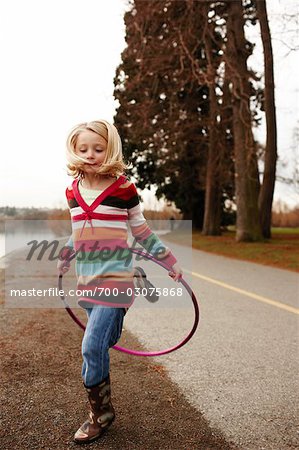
[0,0,298,210]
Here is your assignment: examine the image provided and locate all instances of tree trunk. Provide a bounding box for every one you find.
[256,0,278,239]
[226,0,262,242]
[202,27,222,236]
[182,189,205,230]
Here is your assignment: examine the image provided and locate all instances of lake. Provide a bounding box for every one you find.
[0,220,69,261]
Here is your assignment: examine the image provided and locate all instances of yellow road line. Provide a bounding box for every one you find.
[184,269,299,315]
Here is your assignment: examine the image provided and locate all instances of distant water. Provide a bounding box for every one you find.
[0,228,60,260]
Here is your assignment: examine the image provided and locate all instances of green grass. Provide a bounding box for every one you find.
[165,227,299,272]
[271,227,299,235]
[227,226,299,235]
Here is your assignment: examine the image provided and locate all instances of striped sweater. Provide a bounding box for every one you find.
[64,175,177,308]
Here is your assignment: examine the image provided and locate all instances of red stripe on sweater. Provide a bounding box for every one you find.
[110,183,138,201]
[72,212,128,222]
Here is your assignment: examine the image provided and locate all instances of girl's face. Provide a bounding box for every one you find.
[75,130,107,173]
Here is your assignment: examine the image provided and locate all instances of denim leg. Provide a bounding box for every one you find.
[81,306,124,388]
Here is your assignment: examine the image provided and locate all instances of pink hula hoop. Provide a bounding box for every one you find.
[58,249,200,356]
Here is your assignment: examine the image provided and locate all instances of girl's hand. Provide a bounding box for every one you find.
[57,258,71,275]
[168,262,183,282]
[57,246,75,275]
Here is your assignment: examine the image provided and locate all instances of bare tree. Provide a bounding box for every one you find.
[202,13,222,235]
[225,0,262,241]
[256,0,278,238]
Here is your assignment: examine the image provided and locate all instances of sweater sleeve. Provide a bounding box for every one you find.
[65,235,74,250]
[127,183,177,268]
[62,187,75,253]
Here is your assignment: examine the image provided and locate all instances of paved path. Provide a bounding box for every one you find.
[124,244,299,449]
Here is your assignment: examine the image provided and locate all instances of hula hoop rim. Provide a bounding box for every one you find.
[58,249,200,357]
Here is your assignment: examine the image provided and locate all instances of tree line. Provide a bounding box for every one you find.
[113,0,277,241]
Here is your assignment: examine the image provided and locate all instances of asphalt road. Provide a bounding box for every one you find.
[124,243,299,450]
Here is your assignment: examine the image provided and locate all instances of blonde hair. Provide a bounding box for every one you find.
[66,120,128,178]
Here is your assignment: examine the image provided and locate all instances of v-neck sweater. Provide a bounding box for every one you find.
[64,175,177,308]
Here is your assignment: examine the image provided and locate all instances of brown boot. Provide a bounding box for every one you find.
[74,375,115,444]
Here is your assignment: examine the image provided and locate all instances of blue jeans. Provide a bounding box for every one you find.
[81,306,125,388]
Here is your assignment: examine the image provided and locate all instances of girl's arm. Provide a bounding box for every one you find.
[127,182,183,281]
[57,237,76,274]
[65,235,74,250]
[57,187,76,274]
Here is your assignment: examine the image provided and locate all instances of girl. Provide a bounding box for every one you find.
[57,120,182,444]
